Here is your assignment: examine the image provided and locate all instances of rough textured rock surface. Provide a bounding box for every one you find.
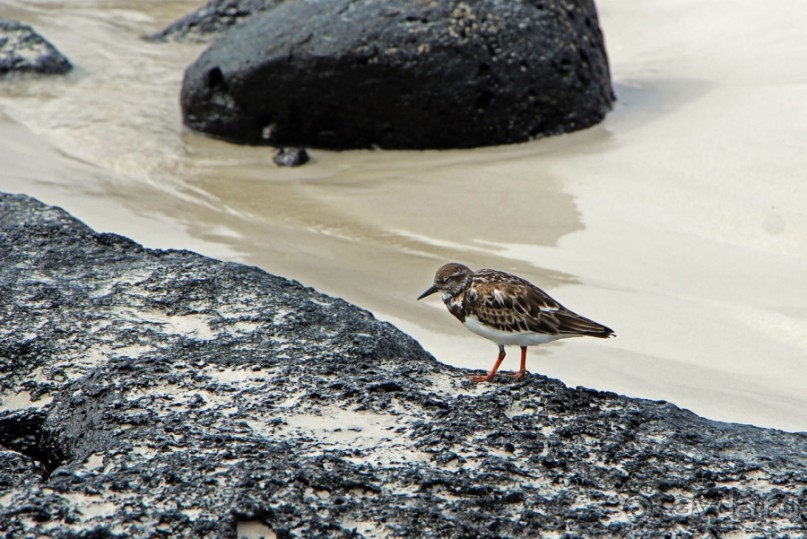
[148,0,284,42]
[180,0,615,149]
[0,19,72,76]
[1,192,806,538]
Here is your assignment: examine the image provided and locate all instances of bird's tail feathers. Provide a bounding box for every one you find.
[556,312,615,338]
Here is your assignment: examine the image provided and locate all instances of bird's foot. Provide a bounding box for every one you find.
[505,370,529,379]
[470,372,496,383]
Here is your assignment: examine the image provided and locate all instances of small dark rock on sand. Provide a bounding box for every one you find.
[0,19,72,76]
[273,147,310,167]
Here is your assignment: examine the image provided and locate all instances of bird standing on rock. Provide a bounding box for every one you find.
[418,263,614,382]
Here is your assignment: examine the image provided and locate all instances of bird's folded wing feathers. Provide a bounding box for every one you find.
[468,279,564,334]
[469,272,611,337]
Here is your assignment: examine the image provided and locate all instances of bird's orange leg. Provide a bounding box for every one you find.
[506,346,529,379]
[471,346,506,383]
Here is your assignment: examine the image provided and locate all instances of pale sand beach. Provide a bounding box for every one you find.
[1,0,805,430]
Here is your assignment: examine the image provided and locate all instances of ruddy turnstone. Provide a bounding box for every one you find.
[418,263,614,382]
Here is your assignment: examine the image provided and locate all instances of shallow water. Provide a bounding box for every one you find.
[2,0,806,430]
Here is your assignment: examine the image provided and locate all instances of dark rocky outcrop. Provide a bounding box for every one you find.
[1,192,806,538]
[148,0,284,42]
[180,0,615,150]
[0,20,72,76]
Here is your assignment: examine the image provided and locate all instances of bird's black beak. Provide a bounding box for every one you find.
[417,285,439,300]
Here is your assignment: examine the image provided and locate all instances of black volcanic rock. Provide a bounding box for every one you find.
[1,192,806,538]
[180,0,615,150]
[0,19,72,76]
[148,0,284,42]
[273,147,310,167]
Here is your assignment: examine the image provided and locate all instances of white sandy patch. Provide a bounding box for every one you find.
[59,345,111,373]
[719,469,782,495]
[423,372,463,395]
[236,519,276,539]
[60,492,118,520]
[272,308,292,324]
[251,405,430,465]
[504,401,543,419]
[0,489,17,507]
[205,306,265,336]
[277,406,400,448]
[109,308,215,340]
[201,365,269,386]
[126,383,229,414]
[111,343,153,358]
[220,320,262,336]
[87,268,154,298]
[0,390,53,412]
[341,517,390,538]
[182,508,205,520]
[78,453,105,474]
[27,343,150,390]
[129,445,159,459]
[437,378,534,399]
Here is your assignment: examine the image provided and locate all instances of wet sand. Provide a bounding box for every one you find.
[1,0,806,430]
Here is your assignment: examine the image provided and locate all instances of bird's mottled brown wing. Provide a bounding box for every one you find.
[467,270,613,337]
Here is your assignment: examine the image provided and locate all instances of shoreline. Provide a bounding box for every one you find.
[1,0,806,433]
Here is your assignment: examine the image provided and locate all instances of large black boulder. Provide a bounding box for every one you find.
[180,0,615,149]
[1,192,805,537]
[0,19,72,76]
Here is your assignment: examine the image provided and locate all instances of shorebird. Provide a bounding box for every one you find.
[418,263,614,382]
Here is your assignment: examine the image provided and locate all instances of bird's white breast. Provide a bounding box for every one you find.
[462,315,573,346]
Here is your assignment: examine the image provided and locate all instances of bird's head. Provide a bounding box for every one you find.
[417,263,473,300]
